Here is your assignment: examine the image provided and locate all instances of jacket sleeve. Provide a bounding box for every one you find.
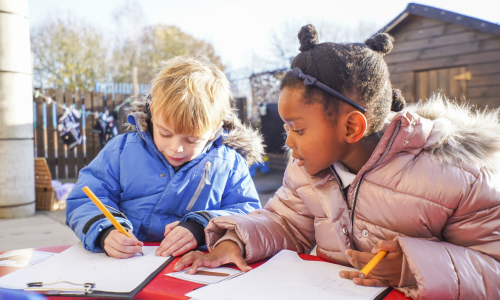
[396,170,500,299]
[180,158,261,228]
[65,138,132,252]
[205,159,316,263]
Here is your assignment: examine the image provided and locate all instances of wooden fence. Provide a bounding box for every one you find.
[33,88,131,180]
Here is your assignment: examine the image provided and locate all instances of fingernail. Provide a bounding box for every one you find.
[345,250,349,256]
[353,278,359,284]
[339,272,345,278]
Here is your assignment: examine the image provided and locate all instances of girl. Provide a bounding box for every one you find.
[175,26,500,299]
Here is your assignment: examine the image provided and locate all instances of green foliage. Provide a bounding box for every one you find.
[111,24,225,84]
[31,17,108,91]
[31,13,225,91]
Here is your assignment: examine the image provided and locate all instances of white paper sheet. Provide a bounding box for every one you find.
[167,266,242,284]
[0,243,170,293]
[0,250,55,267]
[186,250,387,300]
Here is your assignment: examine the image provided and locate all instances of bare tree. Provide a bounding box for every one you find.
[31,15,108,91]
[111,24,225,84]
[269,18,381,66]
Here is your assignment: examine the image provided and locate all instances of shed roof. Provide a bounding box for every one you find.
[379,3,500,36]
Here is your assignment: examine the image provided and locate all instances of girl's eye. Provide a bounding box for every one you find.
[293,129,303,135]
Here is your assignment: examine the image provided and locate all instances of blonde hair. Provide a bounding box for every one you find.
[150,56,233,137]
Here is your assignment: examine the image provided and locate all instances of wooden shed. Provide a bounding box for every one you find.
[380,3,500,108]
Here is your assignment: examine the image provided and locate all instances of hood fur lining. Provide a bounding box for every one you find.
[125,96,265,166]
[405,93,500,172]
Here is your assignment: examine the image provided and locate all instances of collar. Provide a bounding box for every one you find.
[332,162,356,189]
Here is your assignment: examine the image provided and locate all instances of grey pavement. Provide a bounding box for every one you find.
[0,170,284,252]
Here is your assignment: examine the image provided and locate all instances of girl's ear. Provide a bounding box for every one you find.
[345,111,367,143]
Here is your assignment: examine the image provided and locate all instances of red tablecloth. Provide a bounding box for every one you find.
[0,243,409,300]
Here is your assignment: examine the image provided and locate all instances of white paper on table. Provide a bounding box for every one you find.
[0,243,170,293]
[0,250,55,267]
[186,250,388,300]
[167,266,242,284]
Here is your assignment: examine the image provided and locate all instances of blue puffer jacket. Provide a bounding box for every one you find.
[66,101,264,252]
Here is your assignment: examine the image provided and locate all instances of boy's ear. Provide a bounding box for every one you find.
[345,111,367,143]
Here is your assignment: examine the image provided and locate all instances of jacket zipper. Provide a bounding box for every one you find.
[186,161,212,211]
[350,120,402,227]
[328,166,351,218]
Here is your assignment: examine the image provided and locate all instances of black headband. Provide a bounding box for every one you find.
[288,67,367,113]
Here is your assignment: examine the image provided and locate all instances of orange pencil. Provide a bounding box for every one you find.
[82,186,144,256]
[359,250,387,278]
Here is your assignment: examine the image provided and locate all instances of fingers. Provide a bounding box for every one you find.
[156,229,182,256]
[173,251,204,271]
[164,237,194,257]
[339,270,360,280]
[126,230,144,247]
[339,271,389,287]
[111,230,141,246]
[372,240,401,254]
[187,257,209,275]
[172,241,197,257]
[164,221,180,236]
[232,253,252,272]
[352,278,390,287]
[345,249,373,269]
[104,234,143,259]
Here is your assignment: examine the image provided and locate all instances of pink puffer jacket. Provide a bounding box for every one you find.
[205,96,500,300]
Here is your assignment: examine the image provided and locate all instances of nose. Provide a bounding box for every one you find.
[285,130,296,150]
[169,137,183,153]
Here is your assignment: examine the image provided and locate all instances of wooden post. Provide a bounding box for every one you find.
[132,66,138,99]
[74,91,85,173]
[35,92,45,158]
[45,89,57,179]
[55,88,66,179]
[114,94,124,130]
[92,92,103,160]
[65,90,76,179]
[84,91,94,165]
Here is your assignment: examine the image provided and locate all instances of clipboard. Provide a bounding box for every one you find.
[23,256,175,298]
[0,243,175,299]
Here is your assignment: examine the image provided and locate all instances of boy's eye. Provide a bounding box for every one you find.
[186,138,201,144]
[293,129,303,135]
[160,132,172,138]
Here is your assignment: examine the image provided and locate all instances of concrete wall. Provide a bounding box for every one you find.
[0,0,35,218]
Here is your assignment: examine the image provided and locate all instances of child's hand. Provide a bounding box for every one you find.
[173,240,252,274]
[340,240,403,287]
[156,221,197,257]
[103,229,144,259]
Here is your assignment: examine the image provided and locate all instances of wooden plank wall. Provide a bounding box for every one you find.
[386,15,500,108]
[33,89,132,180]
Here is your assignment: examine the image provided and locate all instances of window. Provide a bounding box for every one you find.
[414,67,469,102]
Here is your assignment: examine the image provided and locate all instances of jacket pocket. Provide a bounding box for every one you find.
[185,161,212,211]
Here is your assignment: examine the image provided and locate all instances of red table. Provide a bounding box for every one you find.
[0,243,409,300]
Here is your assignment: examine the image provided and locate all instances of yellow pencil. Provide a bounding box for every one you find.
[82,186,144,256]
[359,250,387,278]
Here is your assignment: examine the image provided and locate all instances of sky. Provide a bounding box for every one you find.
[28,0,500,71]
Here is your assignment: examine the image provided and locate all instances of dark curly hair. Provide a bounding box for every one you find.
[280,24,406,136]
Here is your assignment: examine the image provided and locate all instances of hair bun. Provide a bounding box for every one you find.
[391,89,406,112]
[365,33,394,55]
[298,24,319,52]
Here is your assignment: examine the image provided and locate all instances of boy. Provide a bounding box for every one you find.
[66,56,264,258]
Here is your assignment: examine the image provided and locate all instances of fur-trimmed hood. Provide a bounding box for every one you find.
[125,97,265,166]
[405,93,500,172]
